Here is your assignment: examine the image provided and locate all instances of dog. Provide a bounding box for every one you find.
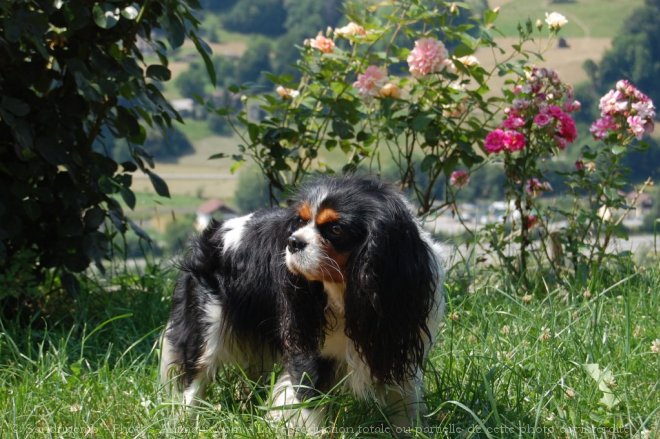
[160,176,445,431]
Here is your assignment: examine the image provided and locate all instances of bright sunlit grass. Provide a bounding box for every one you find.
[1,262,658,437]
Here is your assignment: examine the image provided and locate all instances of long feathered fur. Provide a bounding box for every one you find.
[161,175,443,421]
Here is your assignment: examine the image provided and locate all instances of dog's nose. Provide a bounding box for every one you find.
[287,235,307,253]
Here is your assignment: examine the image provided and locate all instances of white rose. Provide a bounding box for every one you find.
[545,12,568,30]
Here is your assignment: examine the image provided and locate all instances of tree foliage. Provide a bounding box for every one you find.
[220,0,287,36]
[234,168,272,213]
[594,0,660,105]
[175,62,208,98]
[0,1,211,291]
[236,39,273,86]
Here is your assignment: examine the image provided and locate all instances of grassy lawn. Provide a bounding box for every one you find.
[2,261,658,437]
[491,0,644,38]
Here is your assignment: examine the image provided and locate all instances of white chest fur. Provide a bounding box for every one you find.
[320,282,347,359]
[320,282,374,398]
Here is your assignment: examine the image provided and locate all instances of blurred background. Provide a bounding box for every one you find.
[119,0,660,260]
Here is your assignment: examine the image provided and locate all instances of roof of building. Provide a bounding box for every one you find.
[197,199,237,215]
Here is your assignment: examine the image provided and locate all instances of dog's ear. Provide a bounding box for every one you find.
[344,198,437,384]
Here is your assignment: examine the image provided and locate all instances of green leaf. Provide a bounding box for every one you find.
[108,207,127,233]
[411,113,433,131]
[93,3,120,29]
[145,170,170,197]
[12,119,35,150]
[128,219,151,242]
[1,96,30,117]
[164,13,185,48]
[84,207,106,230]
[191,34,216,87]
[484,8,499,26]
[146,65,171,81]
[230,160,244,173]
[583,363,621,410]
[247,123,260,143]
[120,187,136,210]
[332,119,353,140]
[121,161,138,172]
[35,137,68,165]
[121,5,139,20]
[452,44,474,58]
[611,145,626,155]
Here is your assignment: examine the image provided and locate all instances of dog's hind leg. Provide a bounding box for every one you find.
[160,296,228,407]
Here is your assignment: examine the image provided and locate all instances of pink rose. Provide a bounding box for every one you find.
[533,112,552,127]
[564,100,581,113]
[556,112,577,144]
[309,34,335,53]
[632,100,655,120]
[590,115,617,140]
[449,170,470,188]
[627,115,646,140]
[503,130,526,152]
[353,65,387,98]
[547,105,563,118]
[525,178,552,197]
[407,38,448,76]
[484,129,506,154]
[599,89,625,116]
[503,113,525,130]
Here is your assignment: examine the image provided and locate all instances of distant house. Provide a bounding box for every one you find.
[195,199,238,231]
[170,98,207,119]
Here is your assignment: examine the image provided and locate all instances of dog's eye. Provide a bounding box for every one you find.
[329,224,342,236]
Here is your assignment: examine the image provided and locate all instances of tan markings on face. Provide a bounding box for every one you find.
[316,208,340,226]
[298,202,312,222]
[320,241,348,283]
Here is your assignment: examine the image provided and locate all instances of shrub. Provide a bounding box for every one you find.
[0,1,213,301]
[215,1,656,287]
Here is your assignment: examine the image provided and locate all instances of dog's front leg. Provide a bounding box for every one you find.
[376,374,426,432]
[268,353,334,435]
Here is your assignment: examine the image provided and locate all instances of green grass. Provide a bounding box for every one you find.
[175,119,217,144]
[2,261,659,437]
[492,0,644,38]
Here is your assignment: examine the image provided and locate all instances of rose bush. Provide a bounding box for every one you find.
[216,0,655,287]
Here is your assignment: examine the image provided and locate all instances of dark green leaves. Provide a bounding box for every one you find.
[0,0,209,283]
[93,3,120,29]
[191,33,216,87]
[146,65,172,81]
[1,96,30,117]
[145,170,170,198]
[121,5,139,20]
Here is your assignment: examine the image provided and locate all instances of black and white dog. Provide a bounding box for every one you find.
[160,176,445,429]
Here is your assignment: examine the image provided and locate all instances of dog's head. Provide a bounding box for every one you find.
[284,176,439,383]
[284,177,366,284]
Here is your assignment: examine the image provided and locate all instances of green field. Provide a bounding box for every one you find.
[491,0,644,38]
[2,262,658,437]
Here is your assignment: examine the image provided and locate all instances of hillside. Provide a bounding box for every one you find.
[490,0,644,38]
